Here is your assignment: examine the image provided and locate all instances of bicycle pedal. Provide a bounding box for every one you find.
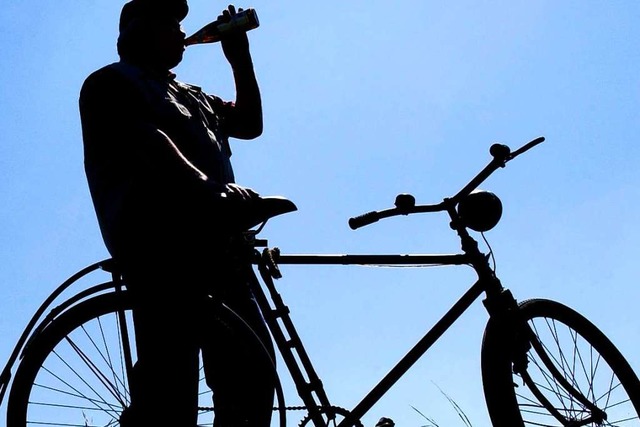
[375,417,395,427]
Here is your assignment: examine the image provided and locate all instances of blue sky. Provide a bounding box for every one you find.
[1,1,639,426]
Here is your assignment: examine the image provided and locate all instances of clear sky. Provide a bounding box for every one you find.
[1,1,639,426]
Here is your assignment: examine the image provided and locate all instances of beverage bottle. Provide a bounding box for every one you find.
[184,8,259,46]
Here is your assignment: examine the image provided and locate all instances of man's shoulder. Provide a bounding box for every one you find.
[83,63,119,83]
[83,62,144,89]
[80,62,144,103]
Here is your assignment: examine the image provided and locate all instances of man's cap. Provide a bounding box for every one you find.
[119,0,189,32]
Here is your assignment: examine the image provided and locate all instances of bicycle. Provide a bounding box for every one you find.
[1,136,639,427]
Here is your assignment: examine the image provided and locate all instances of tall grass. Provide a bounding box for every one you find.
[410,385,473,427]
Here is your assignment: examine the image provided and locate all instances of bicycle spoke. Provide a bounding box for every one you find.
[77,318,130,405]
[570,327,594,403]
[32,382,121,413]
[61,337,125,407]
[484,299,640,427]
[85,314,130,405]
[530,320,572,400]
[525,336,574,413]
[7,292,225,427]
[20,422,103,427]
[598,367,617,410]
[543,318,579,403]
[38,358,119,417]
[21,313,128,426]
[531,317,612,423]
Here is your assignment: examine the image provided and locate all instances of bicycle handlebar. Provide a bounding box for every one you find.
[348,195,446,230]
[348,136,545,230]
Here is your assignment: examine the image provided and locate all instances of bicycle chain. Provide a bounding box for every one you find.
[197,404,362,427]
[297,405,364,427]
[197,404,344,412]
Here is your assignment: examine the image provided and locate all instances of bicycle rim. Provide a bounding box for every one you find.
[6,291,215,427]
[482,298,640,426]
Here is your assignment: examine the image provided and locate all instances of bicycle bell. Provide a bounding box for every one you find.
[456,190,503,232]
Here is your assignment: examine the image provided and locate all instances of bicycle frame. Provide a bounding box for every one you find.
[242,137,549,427]
[247,213,515,427]
[249,254,486,427]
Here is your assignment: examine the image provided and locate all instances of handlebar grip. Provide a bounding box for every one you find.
[508,136,545,159]
[348,211,380,230]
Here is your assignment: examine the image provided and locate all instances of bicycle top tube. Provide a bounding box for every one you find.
[265,253,471,266]
[348,136,545,230]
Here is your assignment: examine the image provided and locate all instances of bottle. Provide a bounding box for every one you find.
[184,8,259,46]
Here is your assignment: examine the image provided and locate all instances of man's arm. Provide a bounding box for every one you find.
[219,5,263,140]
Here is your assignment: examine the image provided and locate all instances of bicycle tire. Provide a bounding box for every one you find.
[7,290,221,427]
[481,298,640,426]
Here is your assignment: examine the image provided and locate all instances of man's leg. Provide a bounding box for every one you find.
[121,272,202,426]
[202,287,276,427]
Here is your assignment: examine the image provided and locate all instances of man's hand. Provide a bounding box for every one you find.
[222,183,264,230]
[224,183,259,201]
[217,4,252,68]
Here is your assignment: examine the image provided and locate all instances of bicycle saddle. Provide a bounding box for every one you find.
[241,196,298,230]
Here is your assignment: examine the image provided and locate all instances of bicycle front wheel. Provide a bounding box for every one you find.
[481,298,640,427]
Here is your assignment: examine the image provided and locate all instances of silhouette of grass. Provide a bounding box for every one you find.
[410,384,473,427]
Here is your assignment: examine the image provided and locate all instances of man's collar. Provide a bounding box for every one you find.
[120,60,176,81]
[143,67,176,82]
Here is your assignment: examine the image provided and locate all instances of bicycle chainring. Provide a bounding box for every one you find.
[298,406,363,427]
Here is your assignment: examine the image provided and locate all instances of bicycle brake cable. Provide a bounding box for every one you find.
[481,232,497,273]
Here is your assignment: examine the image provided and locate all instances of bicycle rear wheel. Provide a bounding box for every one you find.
[6,290,216,427]
[481,298,640,426]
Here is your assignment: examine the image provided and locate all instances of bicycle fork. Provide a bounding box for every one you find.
[483,288,606,426]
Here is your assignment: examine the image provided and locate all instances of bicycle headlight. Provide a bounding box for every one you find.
[457,190,503,232]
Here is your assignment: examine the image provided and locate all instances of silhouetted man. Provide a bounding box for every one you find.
[79,0,275,425]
